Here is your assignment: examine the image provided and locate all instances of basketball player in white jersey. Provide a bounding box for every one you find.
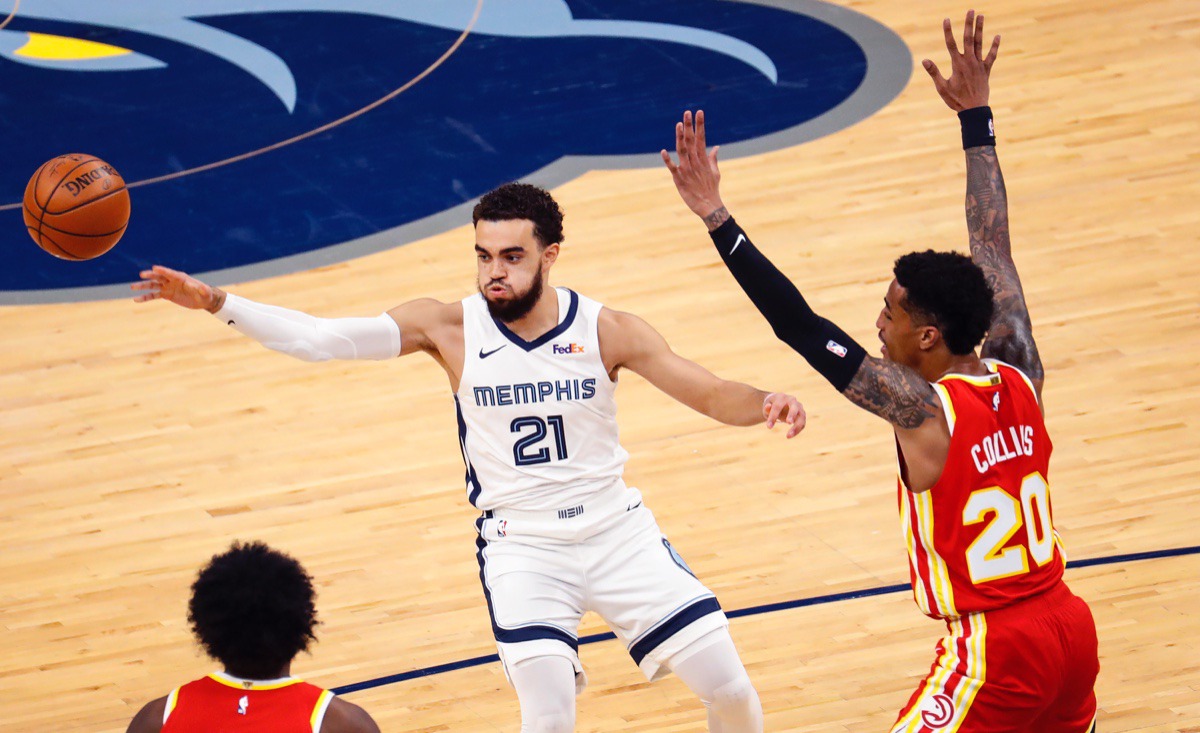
[133,183,805,733]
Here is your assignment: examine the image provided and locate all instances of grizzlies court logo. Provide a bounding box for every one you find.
[0,0,910,303]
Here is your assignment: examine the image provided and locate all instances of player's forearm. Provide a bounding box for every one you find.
[704,382,769,426]
[962,116,1043,378]
[210,293,401,362]
[707,216,866,393]
[964,144,1019,283]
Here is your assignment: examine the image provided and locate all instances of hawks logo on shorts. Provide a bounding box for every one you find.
[0,0,910,303]
[919,694,955,728]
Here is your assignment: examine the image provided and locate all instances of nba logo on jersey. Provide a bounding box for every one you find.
[993,392,1001,411]
[919,693,954,728]
[237,695,249,715]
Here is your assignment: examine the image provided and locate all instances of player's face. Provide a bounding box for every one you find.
[475,219,557,322]
[876,279,923,366]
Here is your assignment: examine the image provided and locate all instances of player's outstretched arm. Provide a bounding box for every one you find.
[132,265,420,362]
[662,110,943,431]
[924,11,1043,393]
[600,308,805,437]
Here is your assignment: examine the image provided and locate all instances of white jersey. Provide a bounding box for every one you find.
[455,288,630,511]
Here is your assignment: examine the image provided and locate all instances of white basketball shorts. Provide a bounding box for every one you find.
[474,486,728,688]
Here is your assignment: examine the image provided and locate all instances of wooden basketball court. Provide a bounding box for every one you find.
[3,0,1198,731]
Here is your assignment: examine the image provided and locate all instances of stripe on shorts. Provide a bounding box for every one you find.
[473,534,580,650]
[629,596,721,666]
[889,614,987,733]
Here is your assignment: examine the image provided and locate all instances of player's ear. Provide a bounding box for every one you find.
[541,242,561,267]
[918,325,941,352]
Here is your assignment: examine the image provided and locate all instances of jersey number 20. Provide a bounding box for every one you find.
[511,415,568,466]
[963,472,1056,584]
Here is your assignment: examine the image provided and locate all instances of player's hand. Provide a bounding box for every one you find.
[132,265,222,311]
[763,392,806,439]
[923,10,999,111]
[661,110,727,227]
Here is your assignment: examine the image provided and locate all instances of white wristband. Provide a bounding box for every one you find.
[214,293,401,362]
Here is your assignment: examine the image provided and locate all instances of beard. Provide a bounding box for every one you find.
[482,265,544,323]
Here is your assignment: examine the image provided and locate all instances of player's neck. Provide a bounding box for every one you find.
[925,352,988,382]
[501,285,560,341]
[221,663,292,682]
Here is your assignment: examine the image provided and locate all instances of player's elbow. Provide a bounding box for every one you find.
[263,341,335,362]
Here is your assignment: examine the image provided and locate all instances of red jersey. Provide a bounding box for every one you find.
[897,360,1066,620]
[161,672,333,733]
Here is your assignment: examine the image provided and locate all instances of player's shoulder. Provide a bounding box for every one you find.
[125,695,168,733]
[320,696,381,733]
[596,305,653,340]
[388,297,464,326]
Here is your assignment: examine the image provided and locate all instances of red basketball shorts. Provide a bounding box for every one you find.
[890,581,1099,733]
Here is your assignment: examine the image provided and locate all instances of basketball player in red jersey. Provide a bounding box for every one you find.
[663,10,1100,733]
[126,542,379,733]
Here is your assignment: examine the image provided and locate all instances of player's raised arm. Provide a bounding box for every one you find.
[661,111,943,432]
[132,265,423,361]
[924,11,1043,394]
[599,308,806,438]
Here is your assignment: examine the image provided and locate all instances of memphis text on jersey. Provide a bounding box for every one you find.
[472,378,598,407]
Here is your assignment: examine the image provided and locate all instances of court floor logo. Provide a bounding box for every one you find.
[0,0,911,303]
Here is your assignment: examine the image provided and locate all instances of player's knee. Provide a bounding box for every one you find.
[523,710,574,733]
[706,673,759,717]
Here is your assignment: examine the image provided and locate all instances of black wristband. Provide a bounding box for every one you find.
[958,106,995,149]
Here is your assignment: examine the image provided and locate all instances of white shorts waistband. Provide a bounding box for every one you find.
[478,485,644,541]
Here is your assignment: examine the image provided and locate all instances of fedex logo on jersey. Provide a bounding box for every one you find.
[552,343,585,355]
[0,0,910,304]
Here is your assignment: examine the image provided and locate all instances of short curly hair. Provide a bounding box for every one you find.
[893,250,995,355]
[472,182,565,247]
[187,541,318,679]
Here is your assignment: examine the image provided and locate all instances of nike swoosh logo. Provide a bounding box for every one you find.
[730,233,746,255]
[479,345,507,359]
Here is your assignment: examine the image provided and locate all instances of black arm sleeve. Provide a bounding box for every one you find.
[709,217,868,392]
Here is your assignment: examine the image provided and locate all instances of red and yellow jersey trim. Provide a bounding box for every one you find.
[311,690,335,733]
[937,370,1002,388]
[900,484,959,618]
[207,671,305,691]
[980,358,1037,397]
[162,687,180,724]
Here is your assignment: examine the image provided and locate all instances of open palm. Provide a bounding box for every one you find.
[923,10,1000,111]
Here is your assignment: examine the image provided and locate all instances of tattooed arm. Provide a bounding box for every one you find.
[965,146,1043,388]
[923,12,1042,392]
[842,357,942,429]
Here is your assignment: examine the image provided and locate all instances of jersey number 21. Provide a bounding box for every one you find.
[511,415,568,466]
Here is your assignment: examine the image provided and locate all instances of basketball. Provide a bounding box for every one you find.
[22,154,131,261]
